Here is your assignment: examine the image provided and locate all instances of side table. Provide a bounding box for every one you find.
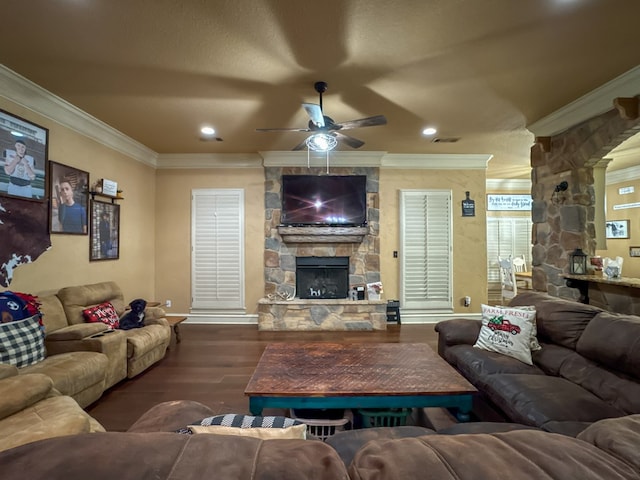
[166,316,187,343]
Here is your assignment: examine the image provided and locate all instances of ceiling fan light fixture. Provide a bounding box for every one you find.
[200,126,216,136]
[422,127,437,136]
[305,133,337,152]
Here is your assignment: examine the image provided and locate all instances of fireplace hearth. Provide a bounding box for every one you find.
[296,256,349,299]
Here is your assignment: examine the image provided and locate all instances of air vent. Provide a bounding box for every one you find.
[199,137,224,142]
[432,137,460,143]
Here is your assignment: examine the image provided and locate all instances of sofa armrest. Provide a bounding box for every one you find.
[0,373,54,420]
[434,319,481,356]
[46,323,108,341]
[145,317,169,328]
[143,306,166,321]
[0,364,19,380]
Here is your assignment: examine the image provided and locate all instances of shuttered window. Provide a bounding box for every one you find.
[487,217,532,282]
[400,190,452,311]
[191,189,245,310]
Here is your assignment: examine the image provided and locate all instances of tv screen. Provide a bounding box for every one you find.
[281,175,367,226]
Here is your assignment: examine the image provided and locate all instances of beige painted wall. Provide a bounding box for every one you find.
[0,99,157,299]
[379,168,488,313]
[597,176,640,278]
[154,167,265,314]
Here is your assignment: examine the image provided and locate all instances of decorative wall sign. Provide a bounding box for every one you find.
[487,194,532,211]
[49,161,89,235]
[606,220,629,239]
[0,109,49,201]
[613,202,640,210]
[462,191,475,217]
[629,247,640,258]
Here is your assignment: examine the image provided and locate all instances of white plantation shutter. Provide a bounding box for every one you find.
[487,217,532,282]
[400,190,452,311]
[191,189,245,310]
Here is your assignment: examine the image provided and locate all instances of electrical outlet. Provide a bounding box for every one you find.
[464,296,471,307]
[165,300,172,308]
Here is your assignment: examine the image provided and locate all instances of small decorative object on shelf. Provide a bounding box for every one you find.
[569,248,588,275]
[101,179,118,196]
[367,282,383,300]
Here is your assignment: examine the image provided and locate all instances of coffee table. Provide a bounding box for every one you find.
[245,342,477,420]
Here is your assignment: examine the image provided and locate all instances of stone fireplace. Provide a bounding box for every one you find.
[259,166,385,331]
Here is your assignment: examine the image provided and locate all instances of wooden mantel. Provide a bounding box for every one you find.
[277,225,368,243]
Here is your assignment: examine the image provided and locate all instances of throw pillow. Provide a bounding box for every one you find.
[0,314,46,367]
[474,305,536,365]
[495,304,541,351]
[177,414,307,439]
[82,302,119,329]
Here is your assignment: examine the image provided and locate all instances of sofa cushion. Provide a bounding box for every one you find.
[124,324,169,358]
[0,432,349,479]
[446,345,543,388]
[37,294,69,334]
[577,414,640,472]
[473,305,536,365]
[348,430,638,480]
[0,314,46,367]
[576,311,640,379]
[481,374,624,428]
[19,351,108,398]
[127,400,217,433]
[57,281,126,326]
[82,302,119,329]
[509,291,602,349]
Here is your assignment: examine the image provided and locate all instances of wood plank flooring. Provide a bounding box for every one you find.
[87,323,440,431]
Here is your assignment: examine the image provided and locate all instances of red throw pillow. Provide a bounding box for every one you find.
[82,302,119,329]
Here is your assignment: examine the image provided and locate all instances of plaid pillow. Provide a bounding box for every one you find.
[0,314,45,367]
[83,302,119,329]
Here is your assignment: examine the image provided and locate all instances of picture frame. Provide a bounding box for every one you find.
[630,247,640,258]
[0,109,49,201]
[49,161,89,234]
[605,220,629,239]
[90,200,120,261]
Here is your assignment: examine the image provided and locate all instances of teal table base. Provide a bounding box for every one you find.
[249,394,474,422]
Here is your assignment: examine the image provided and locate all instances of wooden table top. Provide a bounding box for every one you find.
[244,342,477,398]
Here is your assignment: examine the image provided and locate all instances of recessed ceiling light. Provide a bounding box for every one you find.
[200,126,215,136]
[422,127,437,136]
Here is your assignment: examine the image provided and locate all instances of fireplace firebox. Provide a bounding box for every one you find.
[296,257,349,299]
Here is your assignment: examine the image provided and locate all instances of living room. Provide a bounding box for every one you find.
[2,2,640,478]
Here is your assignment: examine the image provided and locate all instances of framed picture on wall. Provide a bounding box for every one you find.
[605,220,629,239]
[90,200,120,261]
[49,161,89,234]
[0,109,49,201]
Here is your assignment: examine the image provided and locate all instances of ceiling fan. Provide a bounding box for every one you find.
[256,81,387,151]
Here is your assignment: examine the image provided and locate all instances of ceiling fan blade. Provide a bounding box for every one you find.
[336,115,387,130]
[256,127,311,132]
[302,103,325,128]
[334,131,365,149]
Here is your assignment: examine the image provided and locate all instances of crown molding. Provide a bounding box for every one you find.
[486,178,531,192]
[382,153,492,170]
[157,153,263,169]
[260,150,387,167]
[0,64,157,166]
[528,66,640,137]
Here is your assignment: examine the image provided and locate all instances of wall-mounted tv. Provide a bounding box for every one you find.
[281,175,367,226]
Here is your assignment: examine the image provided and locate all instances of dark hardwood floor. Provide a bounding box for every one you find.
[87,323,440,431]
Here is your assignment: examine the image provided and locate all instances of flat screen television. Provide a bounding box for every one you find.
[281,175,367,226]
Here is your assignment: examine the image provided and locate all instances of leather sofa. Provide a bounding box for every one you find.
[0,400,638,479]
[435,291,640,436]
[8,281,170,408]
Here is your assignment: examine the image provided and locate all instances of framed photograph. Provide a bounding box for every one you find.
[49,161,89,234]
[90,200,120,261]
[0,109,49,201]
[630,247,640,257]
[606,220,629,239]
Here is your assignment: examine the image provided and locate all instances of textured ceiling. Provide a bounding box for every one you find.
[1,0,640,178]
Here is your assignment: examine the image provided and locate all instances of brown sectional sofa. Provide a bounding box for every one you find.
[5,281,170,408]
[435,291,640,436]
[1,400,638,479]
